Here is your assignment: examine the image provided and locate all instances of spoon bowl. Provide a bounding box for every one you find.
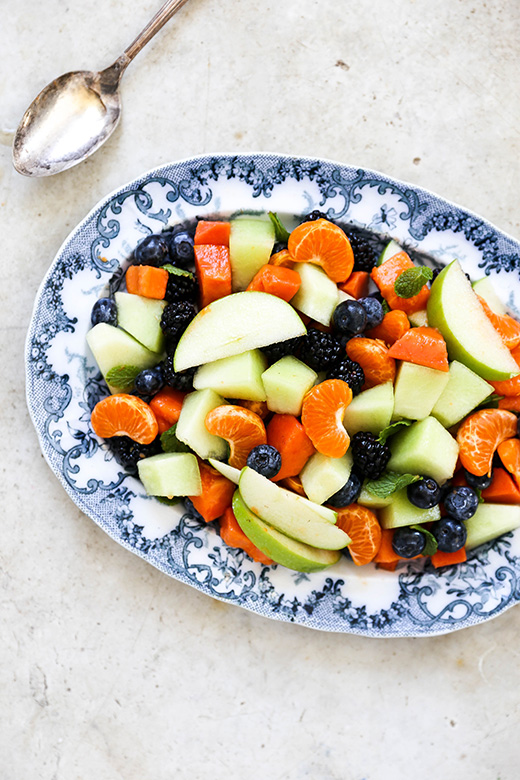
[12,0,190,177]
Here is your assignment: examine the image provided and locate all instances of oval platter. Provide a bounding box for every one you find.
[25,153,520,637]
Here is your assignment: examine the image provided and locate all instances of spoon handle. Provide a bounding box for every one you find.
[123,0,192,63]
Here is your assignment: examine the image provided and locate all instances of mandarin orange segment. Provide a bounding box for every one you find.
[287,218,354,283]
[269,248,295,268]
[301,379,352,458]
[234,399,270,419]
[204,405,267,469]
[478,296,520,350]
[496,438,520,481]
[346,337,396,389]
[332,504,382,566]
[91,393,159,445]
[364,309,410,346]
[456,408,518,477]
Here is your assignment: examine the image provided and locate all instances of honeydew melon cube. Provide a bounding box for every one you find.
[114,291,167,353]
[86,323,161,393]
[343,381,394,435]
[229,217,275,290]
[379,488,441,529]
[137,452,201,497]
[386,416,459,484]
[291,263,339,325]
[300,449,354,505]
[465,503,520,549]
[175,388,228,460]
[357,484,394,509]
[392,362,450,421]
[408,309,428,327]
[472,277,507,315]
[193,349,268,401]
[262,356,317,415]
[431,360,494,428]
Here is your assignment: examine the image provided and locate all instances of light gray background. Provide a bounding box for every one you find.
[1,1,519,778]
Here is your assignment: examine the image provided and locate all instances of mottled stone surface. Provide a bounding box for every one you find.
[1,1,520,778]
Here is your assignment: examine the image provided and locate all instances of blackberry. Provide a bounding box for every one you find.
[351,431,390,479]
[108,435,161,471]
[261,336,302,363]
[91,297,117,326]
[162,357,196,391]
[300,210,331,223]
[299,328,343,372]
[134,235,169,266]
[246,445,282,479]
[160,301,197,340]
[164,270,198,303]
[347,232,377,273]
[327,358,365,395]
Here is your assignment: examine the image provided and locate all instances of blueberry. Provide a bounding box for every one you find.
[358,296,384,329]
[391,527,426,558]
[443,486,479,521]
[272,241,288,254]
[463,468,492,491]
[431,517,467,553]
[134,367,163,395]
[134,235,169,266]
[367,290,384,304]
[246,445,282,479]
[332,300,367,335]
[327,472,362,507]
[407,477,441,509]
[301,210,330,223]
[91,297,118,326]
[167,230,195,268]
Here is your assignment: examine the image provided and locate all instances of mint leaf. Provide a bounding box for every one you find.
[411,524,438,557]
[162,264,194,279]
[378,419,413,444]
[476,487,485,504]
[394,266,433,298]
[155,495,182,506]
[105,364,141,391]
[365,471,422,498]
[268,212,290,243]
[160,423,191,453]
[381,299,391,315]
[474,392,503,411]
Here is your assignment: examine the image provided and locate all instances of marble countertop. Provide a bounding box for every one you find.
[2,1,520,778]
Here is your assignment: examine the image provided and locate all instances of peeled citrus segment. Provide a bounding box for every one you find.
[456,408,518,477]
[91,393,158,444]
[332,503,382,566]
[346,337,396,389]
[496,438,520,482]
[204,405,267,469]
[301,379,352,458]
[478,296,520,350]
[287,219,354,283]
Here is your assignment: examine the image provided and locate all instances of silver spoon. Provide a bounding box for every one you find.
[12,0,191,177]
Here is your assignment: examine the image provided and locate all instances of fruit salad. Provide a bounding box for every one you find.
[86,210,520,574]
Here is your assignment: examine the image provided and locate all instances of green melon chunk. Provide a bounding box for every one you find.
[386,416,459,484]
[472,277,507,315]
[427,260,519,380]
[86,323,161,393]
[392,362,450,421]
[229,217,275,291]
[193,349,268,401]
[343,381,394,435]
[137,453,201,497]
[431,360,494,428]
[465,503,520,549]
[175,388,228,460]
[262,355,317,415]
[407,309,428,327]
[379,488,441,530]
[290,263,339,325]
[300,449,353,505]
[232,492,342,572]
[114,291,167,353]
[357,484,394,509]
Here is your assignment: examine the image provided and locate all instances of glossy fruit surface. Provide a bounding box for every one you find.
[443,486,479,521]
[431,517,467,553]
[407,477,442,509]
[91,394,158,444]
[334,503,382,565]
[346,337,396,388]
[391,527,426,558]
[301,379,352,458]
[205,405,267,469]
[91,297,118,326]
[456,408,518,476]
[288,218,354,282]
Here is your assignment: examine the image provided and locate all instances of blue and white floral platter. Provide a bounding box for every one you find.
[26,153,520,637]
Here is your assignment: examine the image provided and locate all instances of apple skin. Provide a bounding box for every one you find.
[427,260,519,381]
[232,492,342,573]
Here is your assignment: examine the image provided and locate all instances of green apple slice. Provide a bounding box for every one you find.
[232,492,342,572]
[427,260,519,380]
[208,458,241,484]
[472,277,507,315]
[174,292,306,371]
[238,467,350,550]
[377,239,402,265]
